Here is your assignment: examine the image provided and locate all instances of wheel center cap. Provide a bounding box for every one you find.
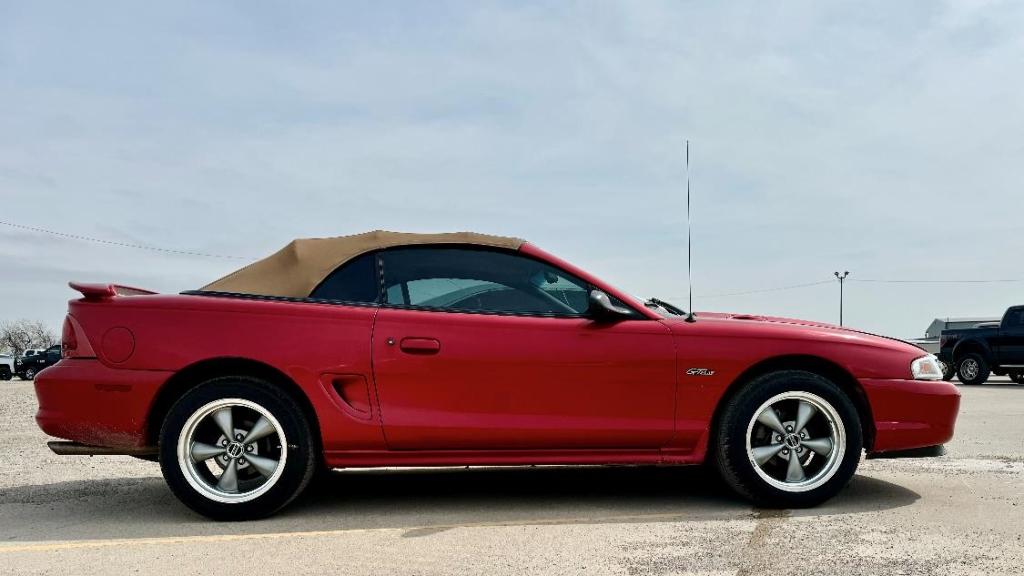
[784,434,801,449]
[226,442,244,459]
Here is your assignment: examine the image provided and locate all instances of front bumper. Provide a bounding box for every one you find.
[34,359,171,449]
[860,378,960,454]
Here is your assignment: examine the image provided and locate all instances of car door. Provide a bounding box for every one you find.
[370,246,677,451]
[996,308,1024,366]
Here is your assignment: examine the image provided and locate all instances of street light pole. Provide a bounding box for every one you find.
[834,271,849,326]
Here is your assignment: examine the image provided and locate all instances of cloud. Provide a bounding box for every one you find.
[1,1,1022,336]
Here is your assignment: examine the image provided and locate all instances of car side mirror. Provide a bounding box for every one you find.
[588,289,633,321]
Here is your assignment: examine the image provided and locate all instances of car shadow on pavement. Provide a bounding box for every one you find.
[0,464,918,543]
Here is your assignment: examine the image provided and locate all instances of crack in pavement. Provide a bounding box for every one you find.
[735,509,791,576]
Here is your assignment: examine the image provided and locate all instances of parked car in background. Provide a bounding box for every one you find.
[0,355,13,381]
[34,231,960,520]
[938,305,1024,385]
[15,344,61,380]
[910,317,1001,378]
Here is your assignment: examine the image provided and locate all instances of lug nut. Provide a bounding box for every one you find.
[235,434,244,441]
[221,439,228,446]
[246,444,254,452]
[785,426,793,432]
[782,449,789,455]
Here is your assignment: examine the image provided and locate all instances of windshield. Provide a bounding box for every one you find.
[639,296,687,318]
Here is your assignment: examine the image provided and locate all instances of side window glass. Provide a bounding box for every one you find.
[380,247,594,316]
[1010,310,1024,327]
[386,283,407,305]
[536,274,590,313]
[407,278,502,305]
[310,252,379,303]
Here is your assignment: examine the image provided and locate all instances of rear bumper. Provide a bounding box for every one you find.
[860,378,960,454]
[34,359,171,449]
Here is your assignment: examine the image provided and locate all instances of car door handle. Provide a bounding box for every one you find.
[399,337,441,355]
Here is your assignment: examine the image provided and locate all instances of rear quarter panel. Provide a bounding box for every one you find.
[69,294,384,451]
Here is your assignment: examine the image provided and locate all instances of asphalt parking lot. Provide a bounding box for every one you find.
[1,380,1021,575]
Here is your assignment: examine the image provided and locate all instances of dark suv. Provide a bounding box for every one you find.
[14,344,62,380]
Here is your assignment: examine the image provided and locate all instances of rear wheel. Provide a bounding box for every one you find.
[939,360,955,381]
[159,376,317,520]
[956,353,989,385]
[714,370,862,508]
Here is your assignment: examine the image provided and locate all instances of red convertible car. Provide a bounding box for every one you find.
[35,231,960,519]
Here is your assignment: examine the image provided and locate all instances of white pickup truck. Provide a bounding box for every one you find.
[0,355,13,381]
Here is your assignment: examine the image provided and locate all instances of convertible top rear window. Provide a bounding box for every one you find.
[309,251,379,303]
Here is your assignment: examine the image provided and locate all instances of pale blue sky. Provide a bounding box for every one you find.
[2,1,1023,338]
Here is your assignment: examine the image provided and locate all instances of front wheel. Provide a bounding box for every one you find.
[714,370,863,508]
[956,353,989,385]
[23,368,37,380]
[159,376,318,520]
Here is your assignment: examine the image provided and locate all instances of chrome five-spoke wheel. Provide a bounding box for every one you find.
[160,377,317,520]
[714,370,863,507]
[745,391,846,492]
[178,398,288,503]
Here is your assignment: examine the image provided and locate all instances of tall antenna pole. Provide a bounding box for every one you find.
[685,140,696,322]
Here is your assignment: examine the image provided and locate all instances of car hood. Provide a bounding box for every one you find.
[667,311,925,353]
[695,312,855,331]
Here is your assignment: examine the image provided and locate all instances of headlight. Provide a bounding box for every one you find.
[911,354,943,380]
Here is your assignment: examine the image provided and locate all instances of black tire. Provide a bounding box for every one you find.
[23,368,36,380]
[713,370,863,508]
[1009,372,1024,385]
[956,353,989,385]
[159,376,317,521]
[940,360,955,382]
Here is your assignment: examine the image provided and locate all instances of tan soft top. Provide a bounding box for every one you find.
[201,230,524,298]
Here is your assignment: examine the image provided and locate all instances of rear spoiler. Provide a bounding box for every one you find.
[69,282,157,300]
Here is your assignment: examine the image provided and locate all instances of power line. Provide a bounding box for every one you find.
[691,280,834,299]
[682,275,1024,301]
[6,218,1024,289]
[0,220,253,260]
[852,278,1024,284]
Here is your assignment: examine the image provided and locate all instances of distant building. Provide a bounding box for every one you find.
[924,317,1000,339]
[910,317,1000,354]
